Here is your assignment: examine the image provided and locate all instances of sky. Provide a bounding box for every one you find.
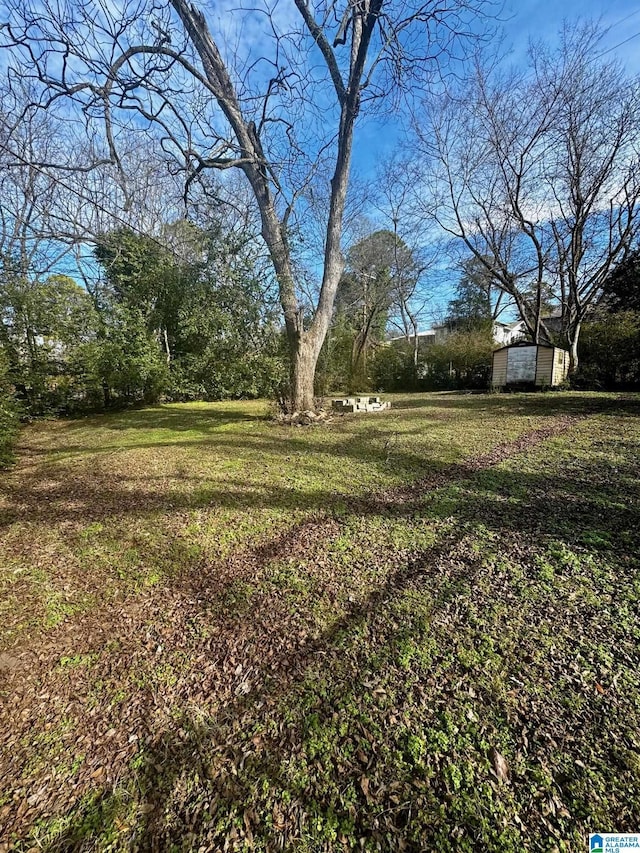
[502,0,640,73]
[2,0,638,324]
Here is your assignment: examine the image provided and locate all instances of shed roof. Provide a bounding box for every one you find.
[492,341,558,354]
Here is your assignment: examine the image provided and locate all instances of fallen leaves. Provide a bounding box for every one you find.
[1,395,639,850]
[360,775,372,803]
[490,747,510,783]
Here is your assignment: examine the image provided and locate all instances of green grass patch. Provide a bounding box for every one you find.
[2,391,640,852]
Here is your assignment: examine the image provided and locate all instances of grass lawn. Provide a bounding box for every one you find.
[0,391,639,852]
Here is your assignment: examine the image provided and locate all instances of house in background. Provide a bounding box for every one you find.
[492,320,527,345]
[388,319,526,349]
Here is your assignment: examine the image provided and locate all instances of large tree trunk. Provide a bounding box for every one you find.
[568,320,581,376]
[291,334,319,412]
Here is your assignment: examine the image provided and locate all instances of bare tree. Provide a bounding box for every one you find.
[1,0,492,410]
[0,83,73,280]
[0,82,81,387]
[416,23,640,372]
[337,229,406,385]
[0,77,209,271]
[374,155,442,366]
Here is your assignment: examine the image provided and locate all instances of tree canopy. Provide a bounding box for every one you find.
[603,247,640,313]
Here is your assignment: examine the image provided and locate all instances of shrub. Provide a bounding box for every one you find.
[370,343,418,392]
[576,311,640,390]
[0,350,20,467]
[372,329,493,393]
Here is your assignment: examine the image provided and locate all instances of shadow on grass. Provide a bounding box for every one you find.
[4,394,638,849]
[390,391,637,419]
[36,526,470,852]
[31,432,640,851]
[60,402,270,432]
[12,394,633,500]
[1,425,637,533]
[5,392,638,532]
[52,391,638,436]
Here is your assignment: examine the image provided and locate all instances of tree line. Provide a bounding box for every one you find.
[0,0,639,434]
[0,221,284,416]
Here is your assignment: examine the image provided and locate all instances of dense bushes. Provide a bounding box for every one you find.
[0,350,20,466]
[369,343,419,392]
[371,316,640,394]
[0,274,172,415]
[368,327,494,393]
[5,220,639,424]
[0,226,286,417]
[421,328,494,390]
[575,311,640,390]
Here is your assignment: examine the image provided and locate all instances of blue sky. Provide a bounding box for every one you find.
[2,0,637,323]
[502,0,640,72]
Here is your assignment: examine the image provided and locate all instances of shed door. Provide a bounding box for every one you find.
[506,346,537,383]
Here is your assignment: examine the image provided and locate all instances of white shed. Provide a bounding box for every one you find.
[491,343,570,389]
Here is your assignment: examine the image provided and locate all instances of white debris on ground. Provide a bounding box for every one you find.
[331,396,391,414]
